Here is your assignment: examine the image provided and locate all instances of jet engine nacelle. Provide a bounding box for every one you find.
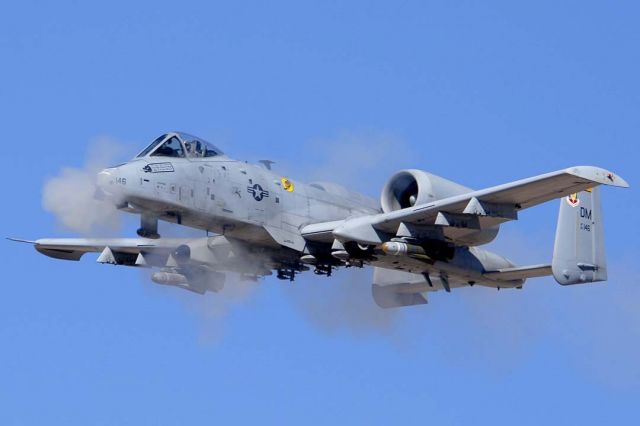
[380,169,472,213]
[380,170,500,246]
[171,238,231,266]
[166,236,271,276]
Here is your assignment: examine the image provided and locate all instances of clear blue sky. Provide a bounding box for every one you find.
[1,1,639,424]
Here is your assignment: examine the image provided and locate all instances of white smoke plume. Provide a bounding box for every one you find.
[286,130,414,197]
[182,275,261,344]
[47,131,638,388]
[281,131,417,339]
[285,268,399,336]
[42,136,128,234]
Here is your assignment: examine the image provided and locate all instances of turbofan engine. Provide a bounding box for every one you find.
[379,169,499,246]
[380,169,471,213]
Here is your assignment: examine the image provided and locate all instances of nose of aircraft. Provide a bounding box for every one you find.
[95,167,118,200]
[97,168,112,189]
[95,163,137,204]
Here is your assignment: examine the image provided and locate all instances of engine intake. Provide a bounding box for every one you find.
[173,245,191,263]
[380,169,471,213]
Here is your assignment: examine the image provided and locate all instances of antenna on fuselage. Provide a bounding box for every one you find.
[258,160,275,170]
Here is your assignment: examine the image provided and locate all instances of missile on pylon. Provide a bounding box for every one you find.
[151,271,188,286]
[381,241,428,257]
[381,240,455,261]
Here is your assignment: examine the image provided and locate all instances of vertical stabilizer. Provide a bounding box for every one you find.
[552,187,607,285]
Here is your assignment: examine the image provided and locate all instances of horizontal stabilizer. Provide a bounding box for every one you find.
[484,264,552,281]
[372,268,429,308]
[372,286,428,309]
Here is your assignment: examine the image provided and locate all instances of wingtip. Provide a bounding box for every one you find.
[567,166,629,188]
[616,175,630,188]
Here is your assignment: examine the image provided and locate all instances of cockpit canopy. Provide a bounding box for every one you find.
[136,132,224,159]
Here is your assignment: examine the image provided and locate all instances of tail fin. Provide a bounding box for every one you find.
[552,187,607,285]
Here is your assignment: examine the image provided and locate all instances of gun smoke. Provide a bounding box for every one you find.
[42,137,128,234]
[38,133,640,389]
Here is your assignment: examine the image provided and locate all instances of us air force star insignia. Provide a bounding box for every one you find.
[247,183,269,201]
[281,177,294,192]
[566,193,580,207]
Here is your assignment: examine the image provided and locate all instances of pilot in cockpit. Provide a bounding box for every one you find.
[136,132,224,159]
[184,140,204,158]
[194,141,203,157]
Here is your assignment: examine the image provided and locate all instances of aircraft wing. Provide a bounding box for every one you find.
[10,236,272,294]
[303,166,629,244]
[8,237,191,262]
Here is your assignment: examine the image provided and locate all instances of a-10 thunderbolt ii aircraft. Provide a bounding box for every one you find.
[12,132,629,308]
